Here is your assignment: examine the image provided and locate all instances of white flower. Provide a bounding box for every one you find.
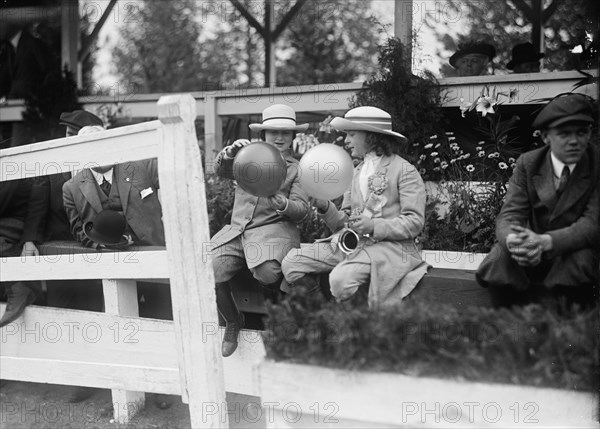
[433,158,441,164]
[532,130,541,137]
[434,143,441,149]
[440,161,449,169]
[498,162,508,170]
[430,151,439,157]
[419,168,426,175]
[466,164,475,172]
[508,157,516,163]
[478,151,486,158]
[488,152,500,159]
[419,154,427,161]
[476,96,495,116]
[424,143,433,149]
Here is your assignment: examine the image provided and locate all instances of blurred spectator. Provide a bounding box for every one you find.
[0,22,59,147]
[0,179,45,327]
[507,43,544,73]
[449,41,496,77]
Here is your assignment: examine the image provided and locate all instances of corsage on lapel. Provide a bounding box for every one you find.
[368,171,388,195]
[363,171,388,218]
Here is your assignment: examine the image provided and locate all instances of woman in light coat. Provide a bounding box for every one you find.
[282,106,429,308]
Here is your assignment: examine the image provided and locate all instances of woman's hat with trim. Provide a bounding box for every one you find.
[249,104,309,132]
[83,209,130,248]
[330,106,406,140]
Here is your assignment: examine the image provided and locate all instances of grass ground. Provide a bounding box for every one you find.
[0,381,268,429]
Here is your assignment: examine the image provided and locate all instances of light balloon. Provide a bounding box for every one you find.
[233,142,287,197]
[299,144,353,200]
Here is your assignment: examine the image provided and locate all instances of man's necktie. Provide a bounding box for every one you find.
[556,166,570,196]
[100,177,112,196]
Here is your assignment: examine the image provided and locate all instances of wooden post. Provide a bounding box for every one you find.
[204,95,222,174]
[264,0,276,88]
[61,0,81,87]
[102,279,145,424]
[394,0,413,70]
[157,94,227,428]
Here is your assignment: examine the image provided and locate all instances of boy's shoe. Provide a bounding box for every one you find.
[0,283,37,327]
[222,313,245,357]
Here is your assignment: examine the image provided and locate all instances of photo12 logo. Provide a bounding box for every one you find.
[202,401,339,424]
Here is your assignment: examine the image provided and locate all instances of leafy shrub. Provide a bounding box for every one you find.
[263,288,599,392]
[205,175,235,236]
[419,181,507,253]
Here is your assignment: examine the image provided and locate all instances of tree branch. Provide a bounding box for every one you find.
[542,0,562,23]
[229,0,266,38]
[79,0,118,62]
[272,0,308,41]
[509,0,533,21]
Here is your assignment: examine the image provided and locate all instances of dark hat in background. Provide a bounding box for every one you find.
[83,209,130,248]
[532,94,594,129]
[59,110,104,132]
[507,43,545,70]
[449,42,496,68]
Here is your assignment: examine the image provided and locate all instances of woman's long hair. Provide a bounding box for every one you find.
[365,132,401,156]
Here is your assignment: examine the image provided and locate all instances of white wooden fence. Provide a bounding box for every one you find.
[0,94,257,427]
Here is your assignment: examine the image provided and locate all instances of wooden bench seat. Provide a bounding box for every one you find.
[409,267,491,308]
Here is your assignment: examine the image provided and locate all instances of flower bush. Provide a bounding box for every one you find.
[416,85,529,252]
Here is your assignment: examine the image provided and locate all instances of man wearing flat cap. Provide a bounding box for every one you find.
[476,93,599,308]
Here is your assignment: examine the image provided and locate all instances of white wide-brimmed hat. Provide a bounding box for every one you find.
[249,104,309,132]
[330,106,406,140]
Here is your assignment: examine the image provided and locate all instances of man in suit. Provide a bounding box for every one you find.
[62,144,174,408]
[62,158,165,249]
[476,93,599,308]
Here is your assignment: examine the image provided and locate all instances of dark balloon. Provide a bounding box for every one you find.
[233,142,287,197]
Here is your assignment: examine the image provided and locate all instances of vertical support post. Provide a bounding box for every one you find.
[102,279,144,424]
[394,0,413,71]
[157,94,227,429]
[531,0,544,67]
[61,0,81,87]
[265,0,276,88]
[203,95,222,174]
